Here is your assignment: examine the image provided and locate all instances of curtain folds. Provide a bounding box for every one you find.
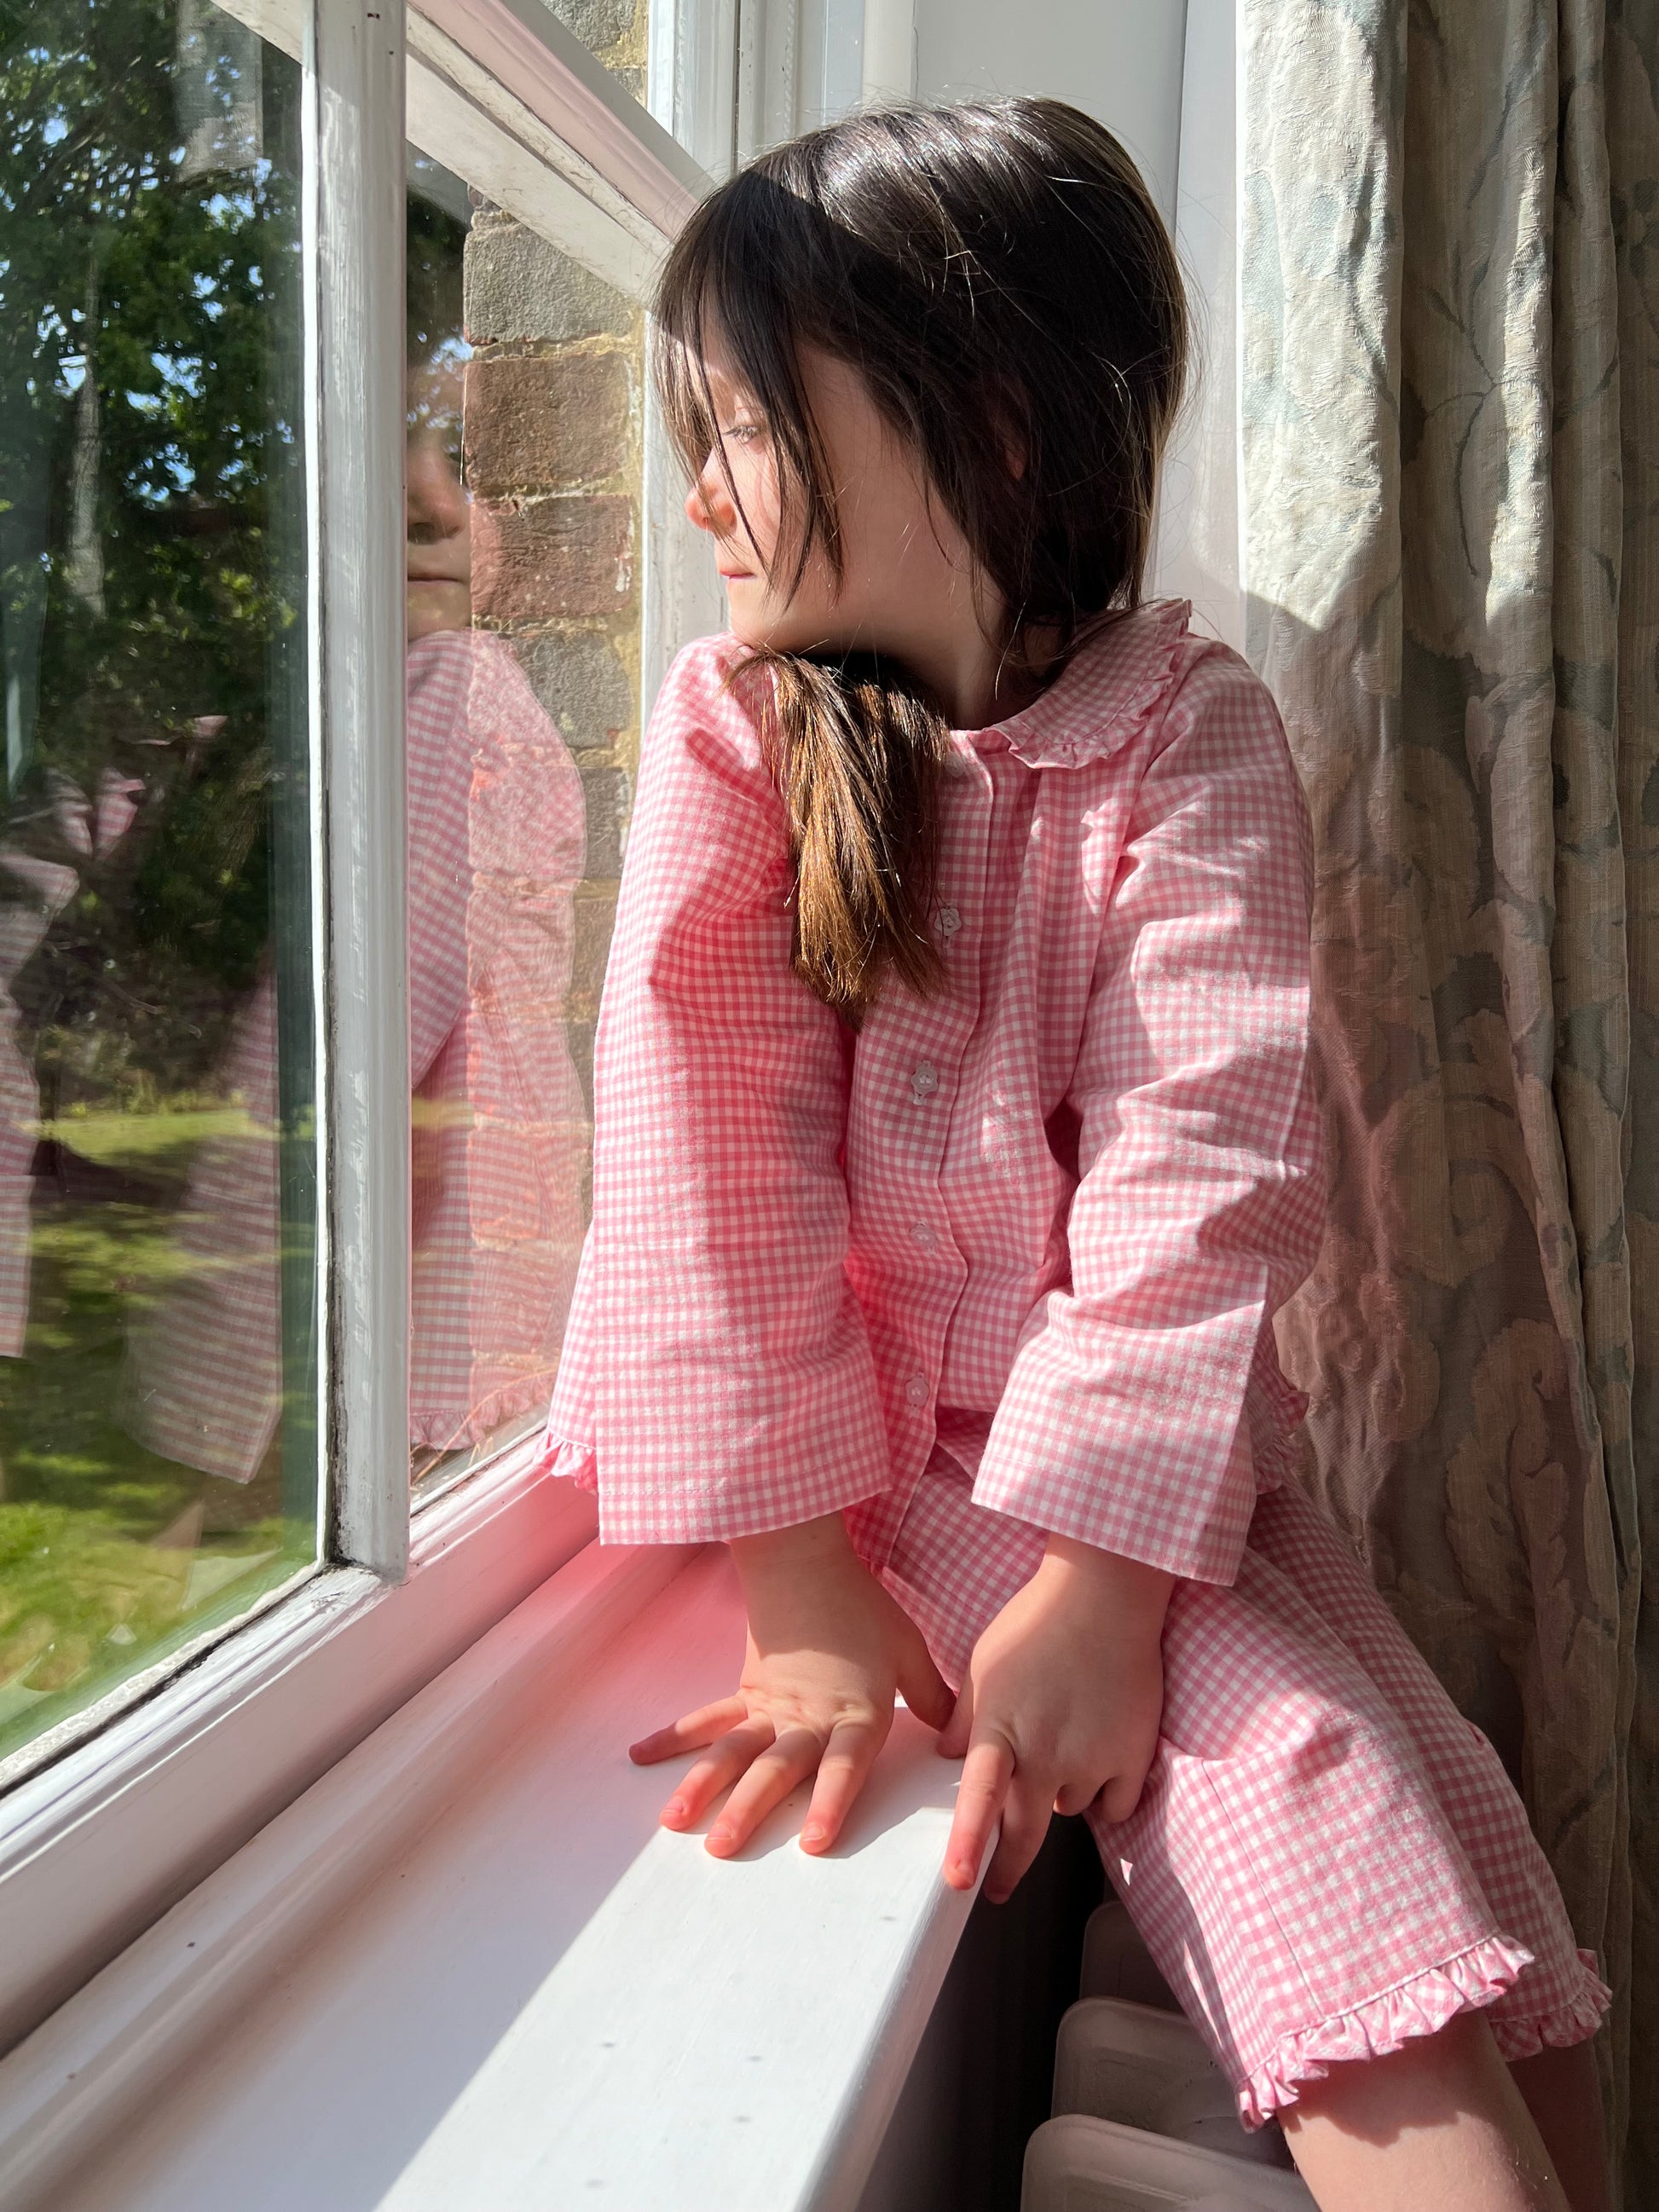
[1241,0,1656,2192]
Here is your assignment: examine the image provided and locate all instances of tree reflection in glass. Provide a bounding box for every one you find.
[0,0,317,1760]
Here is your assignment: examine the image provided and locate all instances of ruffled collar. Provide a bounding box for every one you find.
[961,598,1193,769]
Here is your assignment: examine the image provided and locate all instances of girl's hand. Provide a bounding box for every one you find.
[629,1512,954,1858]
[939,1539,1172,1903]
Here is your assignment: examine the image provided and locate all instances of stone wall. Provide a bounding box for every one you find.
[460,179,646,1117]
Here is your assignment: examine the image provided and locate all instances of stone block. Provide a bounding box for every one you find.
[569,895,617,1008]
[546,0,635,53]
[464,352,631,494]
[512,630,633,748]
[471,495,633,622]
[579,764,631,877]
[464,221,633,346]
[567,1020,596,1123]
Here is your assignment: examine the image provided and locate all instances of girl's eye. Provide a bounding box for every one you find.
[721,420,766,448]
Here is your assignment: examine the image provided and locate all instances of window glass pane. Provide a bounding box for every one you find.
[0,0,319,1764]
[544,0,649,108]
[405,157,644,1495]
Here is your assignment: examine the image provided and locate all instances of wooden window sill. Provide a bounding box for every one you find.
[0,1536,980,2212]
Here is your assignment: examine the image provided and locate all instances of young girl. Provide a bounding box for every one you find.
[542,100,1612,2211]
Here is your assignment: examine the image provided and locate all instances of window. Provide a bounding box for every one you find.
[0,0,785,2033]
[0,0,712,1796]
[400,151,645,1497]
[0,0,321,1765]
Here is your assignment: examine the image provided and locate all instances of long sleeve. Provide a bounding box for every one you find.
[972,656,1324,1584]
[547,637,890,1545]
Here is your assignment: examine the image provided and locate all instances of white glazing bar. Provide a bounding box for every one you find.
[311,0,410,1580]
[1152,0,1243,649]
[736,0,801,165]
[642,381,730,724]
[860,0,914,103]
[649,0,741,181]
[413,0,708,229]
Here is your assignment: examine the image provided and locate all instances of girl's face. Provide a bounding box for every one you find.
[685,344,997,690]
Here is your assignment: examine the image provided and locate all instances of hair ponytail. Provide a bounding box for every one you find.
[749,651,949,1018]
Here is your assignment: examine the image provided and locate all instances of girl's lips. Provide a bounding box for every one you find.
[718,567,754,580]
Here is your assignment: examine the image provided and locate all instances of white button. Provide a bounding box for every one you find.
[937,905,962,938]
[905,1374,930,1408]
[909,1221,939,1250]
[910,1061,939,1102]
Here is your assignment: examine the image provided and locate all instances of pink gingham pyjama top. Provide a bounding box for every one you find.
[543,599,1608,2121]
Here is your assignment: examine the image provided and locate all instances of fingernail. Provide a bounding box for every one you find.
[708,1829,732,1855]
[801,1826,825,1850]
[663,1799,686,1824]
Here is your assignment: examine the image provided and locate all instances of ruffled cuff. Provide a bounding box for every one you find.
[1237,1934,1535,2129]
[534,1428,598,1492]
[1485,1949,1613,2068]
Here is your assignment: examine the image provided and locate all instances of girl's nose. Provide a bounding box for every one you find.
[685,454,735,537]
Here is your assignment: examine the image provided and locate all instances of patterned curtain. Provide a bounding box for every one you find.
[1241,0,1656,2195]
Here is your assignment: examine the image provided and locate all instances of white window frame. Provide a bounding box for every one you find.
[0,0,782,2057]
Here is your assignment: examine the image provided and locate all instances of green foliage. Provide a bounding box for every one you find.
[0,0,319,1761]
[0,1166,311,1765]
[0,0,307,1096]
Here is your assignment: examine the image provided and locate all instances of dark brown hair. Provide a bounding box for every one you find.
[655,98,1188,1015]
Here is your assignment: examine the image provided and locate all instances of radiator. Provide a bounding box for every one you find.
[1021,1903,1315,2210]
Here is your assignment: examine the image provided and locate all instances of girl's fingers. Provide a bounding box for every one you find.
[658,1715,777,1828]
[706,1725,824,1857]
[943,1730,1014,1890]
[799,1714,889,1854]
[984,1768,1056,1903]
[630,1695,749,1766]
[1096,1759,1153,1827]
[897,1636,955,1733]
[937,1675,975,1760]
[1053,1774,1102,1819]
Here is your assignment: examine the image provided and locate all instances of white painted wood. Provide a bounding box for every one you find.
[643,380,730,721]
[0,1534,687,2212]
[639,0,741,763]
[208,0,303,61]
[804,0,866,125]
[1150,0,1244,650]
[407,26,671,299]
[736,0,797,164]
[650,0,741,180]
[0,1447,595,2057]
[312,0,410,1580]
[861,0,915,103]
[5,1549,980,2212]
[737,0,866,156]
[417,0,709,223]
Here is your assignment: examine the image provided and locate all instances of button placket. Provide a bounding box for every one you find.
[854,750,991,1541]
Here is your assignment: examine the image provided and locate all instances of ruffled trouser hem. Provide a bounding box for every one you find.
[1235,1936,1612,2128]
